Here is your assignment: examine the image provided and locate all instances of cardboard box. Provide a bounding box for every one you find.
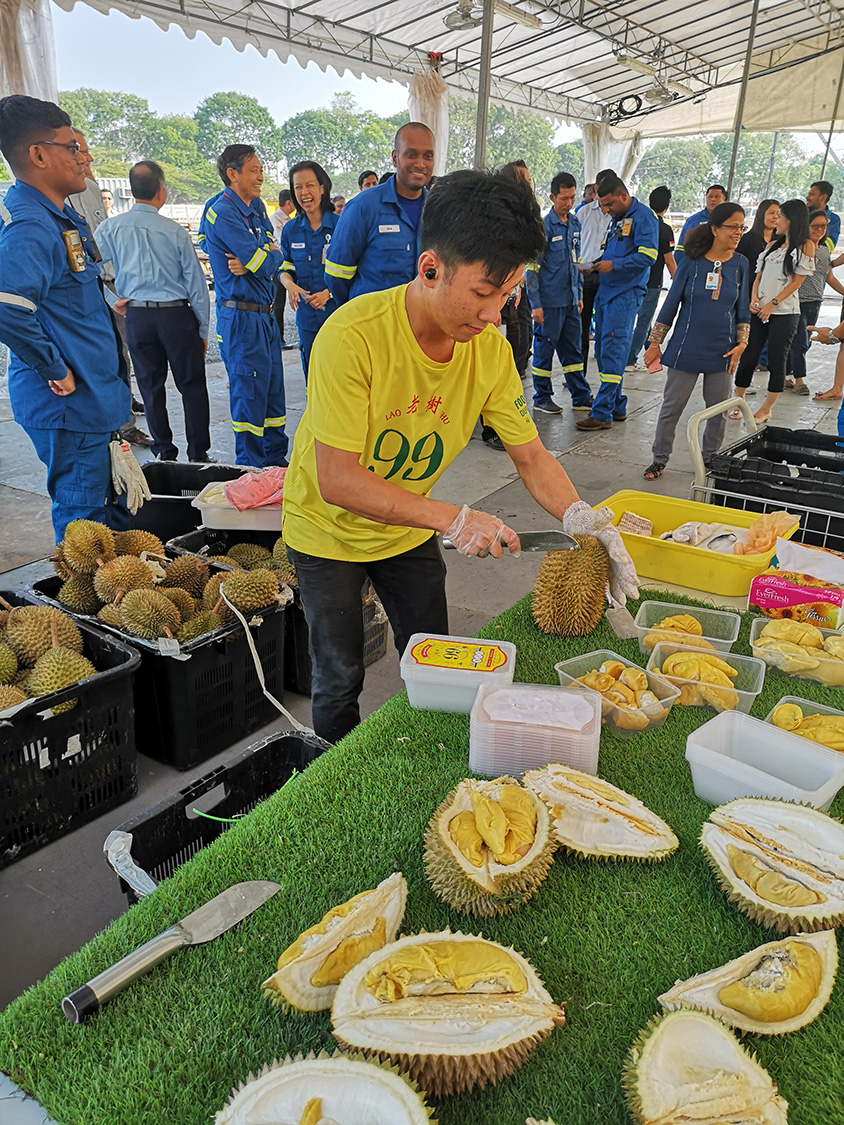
[748,570,844,629]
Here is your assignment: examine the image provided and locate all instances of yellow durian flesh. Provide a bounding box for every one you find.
[771,703,804,731]
[727,845,826,909]
[363,939,528,1003]
[311,917,388,989]
[299,1098,324,1125]
[469,791,508,856]
[449,811,484,867]
[718,942,822,1022]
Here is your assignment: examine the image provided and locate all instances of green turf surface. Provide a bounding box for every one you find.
[2,590,844,1125]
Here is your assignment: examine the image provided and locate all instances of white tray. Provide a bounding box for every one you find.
[191,481,283,531]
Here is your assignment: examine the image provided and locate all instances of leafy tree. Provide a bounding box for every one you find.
[634,137,715,211]
[194,92,283,164]
[555,140,584,191]
[281,93,393,176]
[59,89,153,162]
[445,96,557,189]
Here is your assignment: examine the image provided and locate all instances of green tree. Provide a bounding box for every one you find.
[281,93,394,176]
[59,89,153,161]
[445,96,557,189]
[634,137,714,211]
[555,140,584,191]
[194,92,283,164]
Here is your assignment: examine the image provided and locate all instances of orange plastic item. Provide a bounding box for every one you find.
[733,510,799,556]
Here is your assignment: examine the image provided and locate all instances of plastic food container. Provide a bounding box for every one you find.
[191,481,283,531]
[646,641,766,714]
[633,601,741,656]
[400,634,516,713]
[764,695,844,753]
[554,649,679,739]
[685,710,844,811]
[468,681,601,777]
[749,617,844,688]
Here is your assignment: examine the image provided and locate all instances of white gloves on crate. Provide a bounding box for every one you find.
[109,439,151,515]
[562,500,639,606]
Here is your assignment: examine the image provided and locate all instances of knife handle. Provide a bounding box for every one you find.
[62,926,185,1023]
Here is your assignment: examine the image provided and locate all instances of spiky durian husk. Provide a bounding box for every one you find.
[119,589,181,639]
[530,534,609,636]
[202,572,227,613]
[0,642,17,685]
[51,542,75,580]
[0,684,29,711]
[97,604,122,628]
[160,587,197,621]
[6,606,83,666]
[160,555,210,596]
[177,611,223,643]
[220,568,279,614]
[227,542,273,569]
[30,646,96,714]
[423,779,556,917]
[113,529,165,558]
[57,574,102,615]
[263,557,298,585]
[93,555,155,604]
[272,536,291,564]
[61,519,116,574]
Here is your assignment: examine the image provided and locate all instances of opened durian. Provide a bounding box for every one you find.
[522,764,678,862]
[658,929,837,1035]
[262,873,407,1012]
[215,1051,435,1125]
[623,1009,788,1125]
[657,648,739,711]
[423,778,555,917]
[531,534,609,636]
[331,929,565,1100]
[771,702,844,752]
[701,797,844,933]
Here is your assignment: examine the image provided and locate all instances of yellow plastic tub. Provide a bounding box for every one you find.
[596,491,798,597]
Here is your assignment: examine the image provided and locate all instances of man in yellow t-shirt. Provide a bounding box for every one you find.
[283,169,639,743]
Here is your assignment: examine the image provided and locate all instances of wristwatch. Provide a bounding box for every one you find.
[771,297,779,306]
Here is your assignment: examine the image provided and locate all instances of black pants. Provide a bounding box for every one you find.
[125,305,211,461]
[734,313,800,395]
[272,277,287,344]
[580,270,600,374]
[287,536,449,744]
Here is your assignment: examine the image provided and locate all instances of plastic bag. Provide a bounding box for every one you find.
[733,510,798,555]
[224,467,287,511]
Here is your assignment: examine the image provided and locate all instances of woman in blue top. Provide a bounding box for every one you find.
[279,160,338,382]
[642,203,750,480]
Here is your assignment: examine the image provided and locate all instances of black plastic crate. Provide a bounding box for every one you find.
[1,591,140,867]
[27,575,287,772]
[129,462,253,540]
[106,730,329,904]
[167,528,390,695]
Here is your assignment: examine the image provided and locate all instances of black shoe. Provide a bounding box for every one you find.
[131,398,145,414]
[613,414,628,422]
[281,343,297,351]
[534,399,563,414]
[483,433,506,452]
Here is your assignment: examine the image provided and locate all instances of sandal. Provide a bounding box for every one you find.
[754,412,772,424]
[728,406,742,419]
[814,389,844,400]
[643,462,666,480]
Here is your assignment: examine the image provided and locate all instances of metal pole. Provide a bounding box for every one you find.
[473,0,494,169]
[820,51,844,179]
[764,132,778,198]
[727,0,761,199]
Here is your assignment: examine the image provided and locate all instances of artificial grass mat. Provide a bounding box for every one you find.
[2,588,844,1125]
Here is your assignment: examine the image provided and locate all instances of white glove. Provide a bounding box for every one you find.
[562,500,639,606]
[443,504,519,558]
[109,438,152,515]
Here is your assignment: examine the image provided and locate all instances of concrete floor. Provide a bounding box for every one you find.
[1,298,843,1120]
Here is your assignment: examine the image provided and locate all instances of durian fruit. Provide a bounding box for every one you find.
[51,542,75,581]
[160,555,210,596]
[220,568,280,614]
[202,572,228,613]
[423,778,555,917]
[29,621,96,714]
[57,574,102,615]
[0,684,29,712]
[208,554,244,569]
[93,555,155,605]
[271,536,298,584]
[771,702,844,752]
[61,519,116,573]
[160,587,197,621]
[113,529,165,558]
[119,589,181,640]
[657,649,740,711]
[215,1050,435,1125]
[227,541,273,569]
[0,642,17,685]
[642,613,717,653]
[701,797,844,934]
[6,606,83,666]
[658,929,837,1036]
[97,604,122,628]
[262,873,407,1012]
[522,764,678,862]
[623,1009,788,1125]
[531,534,609,636]
[176,611,223,643]
[331,930,565,1100]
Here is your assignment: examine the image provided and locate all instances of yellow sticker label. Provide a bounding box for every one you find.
[621,217,633,237]
[410,639,509,671]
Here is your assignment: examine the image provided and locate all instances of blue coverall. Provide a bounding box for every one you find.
[203,189,288,467]
[279,210,338,381]
[592,197,659,423]
[526,208,592,408]
[675,207,709,258]
[0,181,130,541]
[824,207,840,252]
[324,177,426,303]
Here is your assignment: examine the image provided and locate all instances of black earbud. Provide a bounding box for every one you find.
[424,267,437,280]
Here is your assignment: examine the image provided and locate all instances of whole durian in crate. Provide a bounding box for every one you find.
[531,534,609,636]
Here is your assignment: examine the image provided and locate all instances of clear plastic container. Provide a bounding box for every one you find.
[749,617,844,688]
[763,695,844,761]
[646,641,766,714]
[191,481,282,531]
[469,681,601,778]
[685,710,844,811]
[633,601,741,656]
[554,649,679,739]
[400,634,516,714]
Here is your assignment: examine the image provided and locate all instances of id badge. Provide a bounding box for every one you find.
[705,271,719,290]
[621,217,632,237]
[322,232,331,265]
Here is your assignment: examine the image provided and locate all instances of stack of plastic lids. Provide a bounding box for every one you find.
[469,681,601,778]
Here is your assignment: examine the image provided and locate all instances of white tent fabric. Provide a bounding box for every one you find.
[582,123,644,182]
[408,69,450,175]
[0,0,57,100]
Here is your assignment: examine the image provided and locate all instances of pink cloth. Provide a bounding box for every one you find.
[224,468,286,511]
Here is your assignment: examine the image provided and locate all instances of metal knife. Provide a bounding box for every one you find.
[62,880,281,1023]
[442,530,579,553]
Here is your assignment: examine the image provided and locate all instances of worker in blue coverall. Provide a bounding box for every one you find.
[526,171,593,413]
[0,95,130,541]
[576,173,659,431]
[324,122,434,304]
[806,180,841,252]
[279,160,338,382]
[203,145,288,467]
[676,184,728,257]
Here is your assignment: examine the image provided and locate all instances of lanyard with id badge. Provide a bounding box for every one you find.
[705,260,722,300]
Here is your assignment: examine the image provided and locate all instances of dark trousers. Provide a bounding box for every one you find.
[287,536,449,744]
[580,270,600,373]
[734,313,800,395]
[272,277,287,344]
[125,305,211,461]
[788,298,822,382]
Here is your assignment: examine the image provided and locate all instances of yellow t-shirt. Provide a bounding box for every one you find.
[282,284,538,562]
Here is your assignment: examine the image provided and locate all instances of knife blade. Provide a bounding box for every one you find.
[442,530,579,553]
[62,880,280,1023]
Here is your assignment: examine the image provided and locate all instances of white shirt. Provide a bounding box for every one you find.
[756,244,814,315]
[270,208,290,242]
[578,198,612,264]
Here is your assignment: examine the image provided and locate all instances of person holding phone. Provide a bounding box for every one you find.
[642,203,750,480]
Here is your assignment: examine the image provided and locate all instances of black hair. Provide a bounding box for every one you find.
[706,184,729,199]
[762,198,810,276]
[684,202,745,259]
[130,160,165,201]
[551,171,576,195]
[597,173,626,198]
[394,121,434,150]
[288,160,334,214]
[379,172,394,185]
[500,160,530,183]
[751,198,780,240]
[278,189,292,206]
[357,169,377,189]
[217,144,256,188]
[595,168,615,189]
[331,194,345,204]
[809,207,829,226]
[420,168,545,287]
[649,185,671,213]
[811,179,834,202]
[0,94,72,171]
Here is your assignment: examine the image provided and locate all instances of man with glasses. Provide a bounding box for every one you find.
[0,95,131,540]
